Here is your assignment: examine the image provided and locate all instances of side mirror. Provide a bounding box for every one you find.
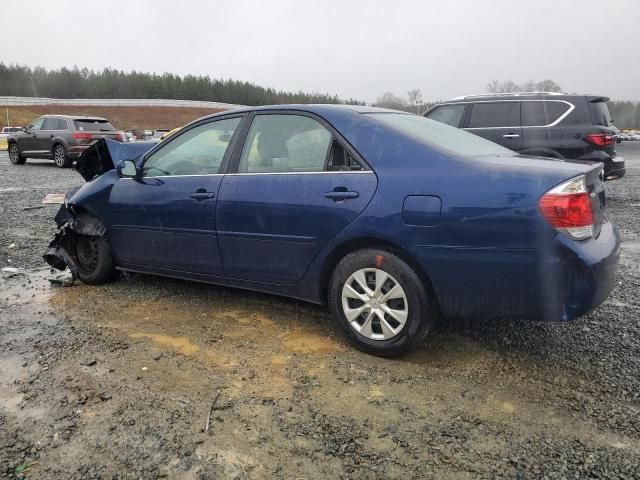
[22,127,29,133]
[117,160,140,178]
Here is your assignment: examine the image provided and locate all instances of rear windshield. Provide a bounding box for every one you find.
[369,113,513,157]
[589,101,612,127]
[74,119,115,131]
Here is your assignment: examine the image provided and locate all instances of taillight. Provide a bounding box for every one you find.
[584,133,614,147]
[71,132,92,140]
[538,175,593,240]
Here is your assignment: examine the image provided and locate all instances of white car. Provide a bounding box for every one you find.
[0,126,22,150]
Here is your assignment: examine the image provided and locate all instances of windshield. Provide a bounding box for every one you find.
[369,113,513,157]
[74,119,115,131]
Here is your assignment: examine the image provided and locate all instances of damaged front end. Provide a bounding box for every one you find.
[43,205,108,280]
[43,138,154,278]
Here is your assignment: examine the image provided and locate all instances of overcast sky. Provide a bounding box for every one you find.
[2,0,639,102]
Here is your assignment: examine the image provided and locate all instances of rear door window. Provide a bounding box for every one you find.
[425,104,466,127]
[521,101,570,126]
[467,102,519,128]
[74,119,115,131]
[238,114,332,173]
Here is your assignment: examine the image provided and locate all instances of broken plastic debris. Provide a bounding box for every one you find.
[1,267,20,273]
[42,193,66,204]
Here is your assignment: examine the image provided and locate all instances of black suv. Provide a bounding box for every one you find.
[424,93,625,180]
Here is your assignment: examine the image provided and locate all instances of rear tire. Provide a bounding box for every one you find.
[70,235,118,285]
[53,144,71,168]
[328,248,436,357]
[8,143,26,165]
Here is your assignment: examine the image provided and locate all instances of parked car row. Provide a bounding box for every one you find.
[618,131,640,141]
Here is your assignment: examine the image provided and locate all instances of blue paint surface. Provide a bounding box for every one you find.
[64,105,621,322]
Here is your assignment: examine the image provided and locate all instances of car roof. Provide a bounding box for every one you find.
[39,114,109,121]
[198,103,407,122]
[436,93,609,103]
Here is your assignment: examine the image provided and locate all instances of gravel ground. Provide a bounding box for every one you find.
[1,146,639,479]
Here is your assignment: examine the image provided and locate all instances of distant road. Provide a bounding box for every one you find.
[0,96,244,110]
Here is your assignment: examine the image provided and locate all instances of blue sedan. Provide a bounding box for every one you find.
[44,105,621,356]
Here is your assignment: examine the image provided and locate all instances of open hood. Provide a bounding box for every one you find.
[74,138,155,181]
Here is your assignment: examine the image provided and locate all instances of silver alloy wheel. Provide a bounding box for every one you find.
[341,268,409,340]
[54,146,66,167]
[8,144,18,163]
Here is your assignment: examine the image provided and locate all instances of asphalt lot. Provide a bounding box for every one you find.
[0,144,639,479]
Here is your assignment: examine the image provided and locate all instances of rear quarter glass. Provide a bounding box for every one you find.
[74,120,115,131]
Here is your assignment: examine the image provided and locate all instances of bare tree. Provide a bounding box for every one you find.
[407,88,423,113]
[375,92,407,110]
[486,79,519,93]
[487,78,562,94]
[535,79,562,92]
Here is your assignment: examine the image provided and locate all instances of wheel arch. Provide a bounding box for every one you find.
[52,140,67,154]
[518,147,564,159]
[319,236,440,312]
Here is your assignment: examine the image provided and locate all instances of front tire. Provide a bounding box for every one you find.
[53,144,71,168]
[70,235,118,285]
[328,248,436,356]
[8,143,26,165]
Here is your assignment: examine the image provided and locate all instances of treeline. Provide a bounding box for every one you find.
[608,102,640,130]
[0,64,365,106]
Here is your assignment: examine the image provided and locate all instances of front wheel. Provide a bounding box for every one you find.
[53,144,71,168]
[70,235,118,285]
[8,143,26,165]
[328,248,436,357]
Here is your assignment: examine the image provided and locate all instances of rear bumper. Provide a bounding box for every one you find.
[408,221,621,321]
[603,157,625,180]
[67,145,91,159]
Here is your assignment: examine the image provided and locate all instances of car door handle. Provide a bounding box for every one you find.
[325,189,359,201]
[502,133,520,138]
[189,191,216,201]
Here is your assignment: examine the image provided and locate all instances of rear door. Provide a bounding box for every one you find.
[106,115,244,275]
[216,112,377,284]
[464,101,523,150]
[40,117,60,153]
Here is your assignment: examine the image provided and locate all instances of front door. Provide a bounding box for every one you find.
[20,117,45,154]
[106,116,244,276]
[464,101,523,150]
[217,113,377,284]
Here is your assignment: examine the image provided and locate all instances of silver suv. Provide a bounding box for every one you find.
[7,115,123,168]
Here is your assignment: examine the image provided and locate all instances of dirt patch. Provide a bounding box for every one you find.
[1,146,640,478]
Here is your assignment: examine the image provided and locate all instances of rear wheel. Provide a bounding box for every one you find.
[8,143,26,165]
[328,248,436,356]
[53,144,71,168]
[71,235,118,285]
